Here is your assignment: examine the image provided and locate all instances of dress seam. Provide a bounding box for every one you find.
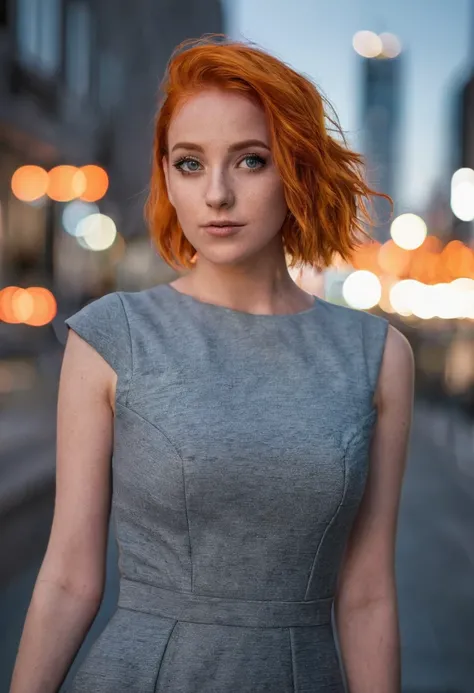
[289,627,298,693]
[117,603,329,628]
[304,450,347,600]
[115,403,195,592]
[116,291,134,407]
[181,461,194,591]
[116,402,184,462]
[120,575,334,604]
[153,620,178,692]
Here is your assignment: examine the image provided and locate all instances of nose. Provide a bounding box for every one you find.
[204,170,235,209]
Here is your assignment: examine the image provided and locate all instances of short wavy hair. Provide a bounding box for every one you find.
[146,35,390,272]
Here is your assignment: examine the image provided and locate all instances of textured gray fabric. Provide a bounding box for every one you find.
[63,283,389,692]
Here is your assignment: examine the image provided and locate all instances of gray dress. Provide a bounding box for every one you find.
[64,283,388,693]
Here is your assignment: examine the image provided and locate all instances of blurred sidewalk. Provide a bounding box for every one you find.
[398,398,474,692]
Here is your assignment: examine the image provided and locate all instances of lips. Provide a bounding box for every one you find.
[203,222,244,228]
[201,221,245,237]
[204,224,244,237]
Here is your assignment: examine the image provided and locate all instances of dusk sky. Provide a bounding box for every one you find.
[225,0,472,212]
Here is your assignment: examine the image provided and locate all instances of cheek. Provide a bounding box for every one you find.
[251,176,287,222]
[168,179,198,216]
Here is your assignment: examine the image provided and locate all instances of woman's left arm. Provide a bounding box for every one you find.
[334,324,415,693]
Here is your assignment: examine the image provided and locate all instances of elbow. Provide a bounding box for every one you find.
[36,561,105,608]
[334,585,398,618]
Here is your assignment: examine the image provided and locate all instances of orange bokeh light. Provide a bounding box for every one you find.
[48,166,87,202]
[0,287,22,323]
[11,166,49,202]
[79,165,109,202]
[11,288,35,322]
[350,240,382,275]
[378,240,412,277]
[0,286,57,326]
[23,287,57,326]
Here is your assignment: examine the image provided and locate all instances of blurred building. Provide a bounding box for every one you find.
[451,69,474,243]
[358,36,402,242]
[0,0,224,355]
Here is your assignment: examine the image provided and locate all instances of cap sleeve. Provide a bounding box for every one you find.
[65,292,132,401]
[361,312,390,398]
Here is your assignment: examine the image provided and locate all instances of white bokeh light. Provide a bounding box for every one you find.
[379,33,402,58]
[76,213,117,251]
[342,271,381,310]
[62,200,99,237]
[389,279,421,316]
[451,169,474,221]
[352,31,383,58]
[390,213,427,250]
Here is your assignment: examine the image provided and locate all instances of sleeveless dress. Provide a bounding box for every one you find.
[64,283,389,693]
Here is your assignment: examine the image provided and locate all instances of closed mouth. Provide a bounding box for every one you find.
[203,222,245,227]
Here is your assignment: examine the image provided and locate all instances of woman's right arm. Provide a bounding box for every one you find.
[9,329,117,693]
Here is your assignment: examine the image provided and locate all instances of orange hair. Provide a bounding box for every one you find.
[146,35,391,271]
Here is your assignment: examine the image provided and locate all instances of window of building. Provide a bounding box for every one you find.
[65,1,92,100]
[16,0,61,76]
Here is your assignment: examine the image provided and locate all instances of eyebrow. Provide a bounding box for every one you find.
[171,139,271,154]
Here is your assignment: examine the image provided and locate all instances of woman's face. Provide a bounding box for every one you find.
[163,88,288,266]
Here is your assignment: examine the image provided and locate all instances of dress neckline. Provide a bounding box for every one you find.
[161,283,319,320]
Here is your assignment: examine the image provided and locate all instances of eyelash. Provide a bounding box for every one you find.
[172,153,267,175]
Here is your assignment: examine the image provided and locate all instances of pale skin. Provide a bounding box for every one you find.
[10,88,413,693]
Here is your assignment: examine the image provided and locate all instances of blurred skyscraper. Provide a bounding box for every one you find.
[450,3,474,243]
[357,33,402,243]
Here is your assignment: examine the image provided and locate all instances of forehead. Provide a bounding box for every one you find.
[167,89,269,145]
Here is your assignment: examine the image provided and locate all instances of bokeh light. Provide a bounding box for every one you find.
[352,30,383,58]
[0,286,56,325]
[379,33,402,58]
[378,240,412,276]
[79,165,109,202]
[451,168,474,222]
[0,286,22,323]
[11,166,49,202]
[47,166,87,202]
[390,213,427,250]
[76,213,117,251]
[342,270,382,309]
[62,200,99,237]
[22,287,57,326]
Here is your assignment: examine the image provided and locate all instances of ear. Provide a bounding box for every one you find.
[162,156,175,207]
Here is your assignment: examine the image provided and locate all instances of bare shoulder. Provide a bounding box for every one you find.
[375,324,414,413]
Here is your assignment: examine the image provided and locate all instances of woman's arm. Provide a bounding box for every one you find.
[334,324,414,693]
[9,330,117,693]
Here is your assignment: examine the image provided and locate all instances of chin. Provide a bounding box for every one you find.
[196,247,255,267]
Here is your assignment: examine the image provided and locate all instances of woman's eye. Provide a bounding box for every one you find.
[240,155,265,170]
[174,158,201,173]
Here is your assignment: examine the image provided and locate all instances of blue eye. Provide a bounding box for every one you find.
[173,158,201,174]
[241,154,266,170]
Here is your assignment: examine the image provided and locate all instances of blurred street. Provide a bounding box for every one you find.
[1,389,474,693]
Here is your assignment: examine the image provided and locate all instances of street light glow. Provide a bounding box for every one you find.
[352,31,383,58]
[353,30,401,59]
[390,213,427,250]
[76,213,117,251]
[342,270,382,309]
[451,168,474,222]
[379,33,402,58]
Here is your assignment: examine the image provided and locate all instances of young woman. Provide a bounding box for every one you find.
[10,36,413,693]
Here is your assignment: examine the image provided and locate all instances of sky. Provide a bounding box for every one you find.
[224,0,472,212]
